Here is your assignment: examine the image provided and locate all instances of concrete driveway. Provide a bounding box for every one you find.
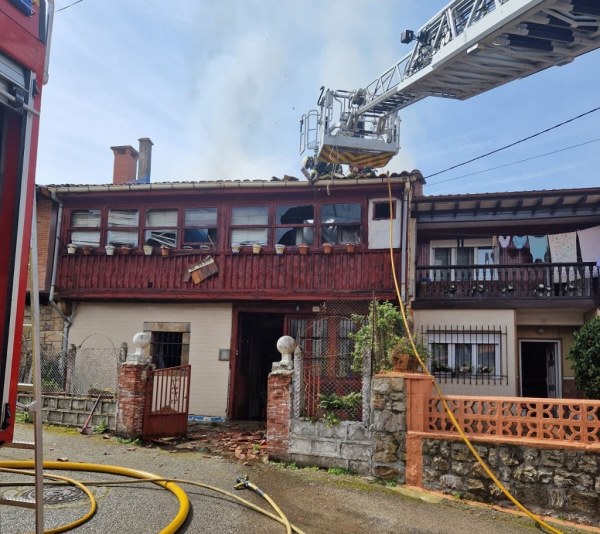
[0,424,591,534]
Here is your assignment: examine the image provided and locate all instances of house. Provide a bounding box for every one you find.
[38,139,422,420]
[410,188,600,399]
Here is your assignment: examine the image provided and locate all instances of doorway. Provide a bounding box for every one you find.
[231,312,284,420]
[520,340,561,398]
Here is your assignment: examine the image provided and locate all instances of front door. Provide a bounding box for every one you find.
[520,341,560,398]
[231,312,284,420]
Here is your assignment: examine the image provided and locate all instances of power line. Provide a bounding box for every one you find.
[424,105,600,179]
[427,137,600,189]
[56,0,85,13]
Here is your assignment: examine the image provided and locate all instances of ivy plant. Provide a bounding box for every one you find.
[567,316,600,399]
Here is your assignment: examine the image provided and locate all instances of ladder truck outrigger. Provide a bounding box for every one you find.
[300,0,600,179]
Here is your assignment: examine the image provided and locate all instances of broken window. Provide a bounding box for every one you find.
[70,210,101,247]
[107,209,139,247]
[373,201,396,220]
[183,208,217,249]
[275,204,314,246]
[231,206,268,246]
[320,203,361,244]
[145,209,178,248]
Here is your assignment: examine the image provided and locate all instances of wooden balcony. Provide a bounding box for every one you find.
[415,262,600,307]
[56,248,399,302]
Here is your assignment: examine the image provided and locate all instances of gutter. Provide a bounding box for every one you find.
[43,0,55,85]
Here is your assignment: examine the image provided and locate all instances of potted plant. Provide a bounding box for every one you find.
[298,243,309,255]
[67,243,77,255]
[275,243,286,255]
[143,244,153,256]
[322,242,333,254]
[231,244,241,254]
[160,245,171,256]
[120,245,132,255]
[345,242,356,253]
[104,244,115,256]
[252,243,262,254]
[83,246,94,256]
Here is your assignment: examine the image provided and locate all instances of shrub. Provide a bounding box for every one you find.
[567,316,600,399]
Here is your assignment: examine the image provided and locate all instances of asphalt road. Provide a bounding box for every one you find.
[0,424,591,534]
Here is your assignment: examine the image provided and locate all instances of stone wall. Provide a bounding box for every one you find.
[288,419,371,474]
[422,439,600,527]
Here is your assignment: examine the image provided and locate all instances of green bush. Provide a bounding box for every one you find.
[567,316,600,399]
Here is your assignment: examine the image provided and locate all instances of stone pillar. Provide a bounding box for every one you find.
[115,331,154,438]
[370,372,407,483]
[266,370,293,461]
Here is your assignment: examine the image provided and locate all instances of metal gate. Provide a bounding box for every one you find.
[143,365,191,439]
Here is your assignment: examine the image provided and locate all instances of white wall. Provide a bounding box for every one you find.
[413,309,517,397]
[68,302,233,417]
[368,198,401,249]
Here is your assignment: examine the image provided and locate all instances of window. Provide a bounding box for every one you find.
[144,322,190,369]
[107,209,139,247]
[320,203,361,244]
[275,204,314,246]
[145,209,177,248]
[431,241,497,281]
[183,208,217,249]
[231,206,268,246]
[428,334,501,375]
[70,210,101,246]
[373,201,396,220]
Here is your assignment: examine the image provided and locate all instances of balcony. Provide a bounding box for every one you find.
[56,247,399,302]
[415,262,600,307]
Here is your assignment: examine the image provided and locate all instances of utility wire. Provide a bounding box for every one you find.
[427,137,600,188]
[425,105,600,179]
[56,0,84,13]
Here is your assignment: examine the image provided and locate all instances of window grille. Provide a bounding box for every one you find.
[151,331,184,369]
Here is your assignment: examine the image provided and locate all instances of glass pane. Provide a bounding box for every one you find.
[71,210,100,228]
[232,206,268,225]
[456,247,474,265]
[144,229,177,248]
[431,343,449,371]
[455,344,472,372]
[321,203,361,223]
[146,209,177,227]
[321,225,360,245]
[231,228,268,246]
[70,230,100,246]
[476,247,494,265]
[276,227,313,246]
[108,209,139,227]
[185,208,217,226]
[276,205,314,225]
[107,230,139,247]
[477,344,496,373]
[434,248,451,266]
[183,228,217,247]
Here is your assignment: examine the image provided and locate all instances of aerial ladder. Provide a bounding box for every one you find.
[300,0,600,175]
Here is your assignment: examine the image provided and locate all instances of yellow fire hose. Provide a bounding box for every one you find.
[386,175,562,534]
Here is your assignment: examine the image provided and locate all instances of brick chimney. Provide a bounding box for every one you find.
[111,145,139,184]
[137,137,153,183]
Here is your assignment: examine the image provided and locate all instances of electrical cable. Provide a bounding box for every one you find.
[55,0,84,13]
[424,106,600,179]
[385,174,563,534]
[427,137,600,188]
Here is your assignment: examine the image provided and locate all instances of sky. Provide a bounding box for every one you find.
[36,0,600,195]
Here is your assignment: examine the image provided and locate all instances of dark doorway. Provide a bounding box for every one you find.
[520,341,559,398]
[232,312,284,420]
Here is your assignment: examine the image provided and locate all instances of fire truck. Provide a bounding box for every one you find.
[0,0,52,444]
[301,0,600,175]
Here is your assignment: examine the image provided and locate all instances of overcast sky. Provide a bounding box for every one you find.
[36,0,600,195]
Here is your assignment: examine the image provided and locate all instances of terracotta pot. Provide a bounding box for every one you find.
[298,244,308,255]
[345,243,356,253]
[120,246,132,256]
[322,243,333,254]
[391,349,410,372]
[160,246,171,256]
[83,246,94,256]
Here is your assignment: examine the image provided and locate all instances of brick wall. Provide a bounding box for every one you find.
[266,370,292,461]
[116,362,153,438]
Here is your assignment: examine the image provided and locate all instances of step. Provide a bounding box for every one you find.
[3,440,35,450]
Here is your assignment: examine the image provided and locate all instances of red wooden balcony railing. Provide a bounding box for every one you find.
[56,248,400,301]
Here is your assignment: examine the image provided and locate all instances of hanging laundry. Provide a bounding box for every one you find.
[492,235,498,248]
[512,236,528,249]
[548,232,577,283]
[498,236,511,248]
[577,225,600,277]
[527,235,548,263]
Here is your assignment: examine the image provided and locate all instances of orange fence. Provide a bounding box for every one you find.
[426,395,600,446]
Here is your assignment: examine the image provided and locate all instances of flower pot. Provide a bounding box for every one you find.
[231,244,241,254]
[104,245,115,256]
[275,244,286,255]
[252,243,262,254]
[143,245,153,256]
[160,246,171,257]
[67,244,77,255]
[298,244,308,255]
[345,243,356,253]
[322,243,333,254]
[391,350,410,372]
[120,246,132,256]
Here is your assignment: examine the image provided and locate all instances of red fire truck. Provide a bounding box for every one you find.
[0,0,52,444]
